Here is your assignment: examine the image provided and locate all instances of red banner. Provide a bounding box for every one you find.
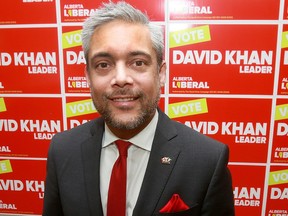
[168,97,272,163]
[271,99,288,163]
[0,0,287,215]
[284,0,288,20]
[0,28,60,94]
[60,0,164,22]
[0,159,46,215]
[265,166,288,215]
[66,96,99,129]
[0,0,56,24]
[169,0,279,20]
[169,24,278,95]
[230,165,266,216]
[278,25,288,95]
[62,26,89,93]
[0,97,63,158]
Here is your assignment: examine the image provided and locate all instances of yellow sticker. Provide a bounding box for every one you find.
[275,103,288,120]
[169,25,211,48]
[0,98,7,112]
[66,99,97,117]
[62,29,82,49]
[269,169,288,185]
[168,98,208,118]
[282,31,288,48]
[0,160,13,174]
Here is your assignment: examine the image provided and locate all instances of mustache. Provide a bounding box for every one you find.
[105,88,143,98]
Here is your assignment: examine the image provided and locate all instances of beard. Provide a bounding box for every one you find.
[92,87,160,130]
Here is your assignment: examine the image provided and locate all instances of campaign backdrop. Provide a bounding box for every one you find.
[0,0,287,215]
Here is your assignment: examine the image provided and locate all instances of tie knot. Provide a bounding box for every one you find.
[115,140,131,157]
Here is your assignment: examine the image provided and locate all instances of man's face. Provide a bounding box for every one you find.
[86,20,166,137]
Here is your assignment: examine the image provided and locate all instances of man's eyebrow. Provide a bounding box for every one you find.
[89,51,152,62]
[128,51,152,61]
[90,52,113,62]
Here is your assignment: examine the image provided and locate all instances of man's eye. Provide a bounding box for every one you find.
[97,62,109,69]
[135,61,144,66]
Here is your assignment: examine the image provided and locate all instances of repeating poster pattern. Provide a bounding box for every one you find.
[62,26,89,93]
[168,97,272,163]
[0,0,287,215]
[279,24,288,95]
[0,0,56,25]
[169,0,279,20]
[0,28,60,94]
[0,97,63,158]
[272,99,288,163]
[284,0,288,20]
[66,96,99,129]
[60,0,164,22]
[265,166,288,215]
[0,159,46,214]
[169,24,278,95]
[230,165,266,216]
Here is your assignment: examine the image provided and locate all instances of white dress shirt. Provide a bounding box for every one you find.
[100,111,159,216]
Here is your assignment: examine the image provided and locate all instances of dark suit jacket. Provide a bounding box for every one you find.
[43,110,235,216]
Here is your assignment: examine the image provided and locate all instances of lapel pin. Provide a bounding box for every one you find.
[161,157,172,165]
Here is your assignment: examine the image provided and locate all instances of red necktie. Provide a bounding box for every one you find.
[107,140,131,216]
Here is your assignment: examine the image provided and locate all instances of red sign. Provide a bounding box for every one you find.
[62,27,89,93]
[284,0,288,20]
[0,0,56,24]
[0,97,63,158]
[229,165,266,216]
[0,159,46,215]
[169,0,279,20]
[278,25,288,95]
[168,97,272,163]
[271,99,288,163]
[60,0,164,22]
[265,166,288,215]
[66,96,99,129]
[169,24,278,95]
[0,28,60,94]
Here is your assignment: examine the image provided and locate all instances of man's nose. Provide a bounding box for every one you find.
[111,64,133,87]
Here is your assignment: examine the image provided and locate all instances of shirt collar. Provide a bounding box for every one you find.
[103,110,159,152]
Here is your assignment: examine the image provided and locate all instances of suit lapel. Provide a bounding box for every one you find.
[133,111,181,216]
[81,118,105,216]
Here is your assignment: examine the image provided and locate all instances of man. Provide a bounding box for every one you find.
[43,1,235,216]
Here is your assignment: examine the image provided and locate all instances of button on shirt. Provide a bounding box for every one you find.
[100,111,159,216]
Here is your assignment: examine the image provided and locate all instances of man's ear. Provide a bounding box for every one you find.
[159,61,166,87]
